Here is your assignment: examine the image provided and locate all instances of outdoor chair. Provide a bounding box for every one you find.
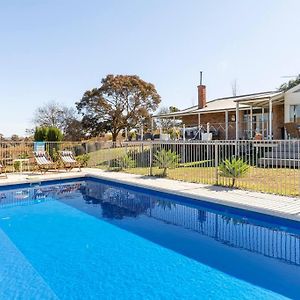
[59,151,81,172]
[33,151,57,174]
[0,162,7,178]
[284,122,300,139]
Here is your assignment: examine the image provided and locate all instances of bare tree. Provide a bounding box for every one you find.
[33,101,78,132]
[156,106,181,130]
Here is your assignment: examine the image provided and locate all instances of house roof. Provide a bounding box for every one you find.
[154,91,284,118]
[233,91,284,107]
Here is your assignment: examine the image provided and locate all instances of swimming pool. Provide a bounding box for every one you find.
[0,177,299,299]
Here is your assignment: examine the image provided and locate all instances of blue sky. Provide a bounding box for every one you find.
[0,0,299,136]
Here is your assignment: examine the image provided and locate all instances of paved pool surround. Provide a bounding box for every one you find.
[0,168,299,222]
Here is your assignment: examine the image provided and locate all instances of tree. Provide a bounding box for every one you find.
[156,106,180,130]
[278,74,300,92]
[63,118,86,141]
[11,134,20,141]
[33,101,77,131]
[76,74,161,141]
[33,101,84,141]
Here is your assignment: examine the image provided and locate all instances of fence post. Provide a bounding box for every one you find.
[215,142,219,185]
[149,142,153,176]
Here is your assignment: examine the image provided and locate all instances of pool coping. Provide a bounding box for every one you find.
[0,168,299,222]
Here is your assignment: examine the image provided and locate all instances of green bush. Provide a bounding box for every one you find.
[34,127,63,142]
[34,127,63,160]
[154,149,180,177]
[168,128,180,140]
[34,127,48,141]
[219,157,250,187]
[46,127,63,142]
[13,161,21,172]
[116,154,135,170]
[76,154,90,167]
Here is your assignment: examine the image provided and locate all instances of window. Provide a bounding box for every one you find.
[289,105,300,123]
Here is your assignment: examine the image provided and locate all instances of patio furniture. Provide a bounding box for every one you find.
[0,162,7,178]
[285,122,300,139]
[33,151,57,174]
[59,151,81,171]
[0,157,12,178]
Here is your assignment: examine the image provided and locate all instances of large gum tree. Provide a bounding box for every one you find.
[76,74,161,141]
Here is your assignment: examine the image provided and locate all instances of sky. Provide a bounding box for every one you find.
[0,0,299,136]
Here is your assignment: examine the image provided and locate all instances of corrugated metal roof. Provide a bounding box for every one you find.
[154,91,284,118]
[233,91,283,102]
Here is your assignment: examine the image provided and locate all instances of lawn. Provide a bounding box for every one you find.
[88,148,300,197]
[120,166,300,197]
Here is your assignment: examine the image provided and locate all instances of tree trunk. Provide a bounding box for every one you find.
[112,132,118,143]
[162,167,167,177]
[231,177,235,188]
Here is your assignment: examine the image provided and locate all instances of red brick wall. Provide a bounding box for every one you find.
[180,105,284,140]
[272,104,284,139]
[197,85,206,108]
[182,111,238,139]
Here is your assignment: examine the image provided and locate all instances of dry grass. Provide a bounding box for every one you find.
[88,148,300,197]
[120,166,300,197]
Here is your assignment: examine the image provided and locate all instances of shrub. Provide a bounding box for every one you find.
[168,128,180,140]
[76,154,90,167]
[154,149,180,177]
[47,127,63,160]
[34,127,63,142]
[129,131,137,141]
[34,127,48,141]
[219,157,250,187]
[34,127,63,160]
[116,154,135,170]
[46,127,63,142]
[13,161,21,172]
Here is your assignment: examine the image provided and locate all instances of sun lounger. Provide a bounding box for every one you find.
[0,162,7,178]
[33,151,57,173]
[59,151,81,171]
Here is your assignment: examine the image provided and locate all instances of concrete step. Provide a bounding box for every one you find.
[263,152,300,159]
[258,158,300,168]
[271,143,300,151]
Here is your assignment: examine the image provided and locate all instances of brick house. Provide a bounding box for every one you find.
[154,83,300,140]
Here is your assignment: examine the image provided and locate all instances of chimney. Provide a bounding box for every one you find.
[197,84,206,109]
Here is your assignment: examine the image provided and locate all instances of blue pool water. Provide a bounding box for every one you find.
[0,178,299,299]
